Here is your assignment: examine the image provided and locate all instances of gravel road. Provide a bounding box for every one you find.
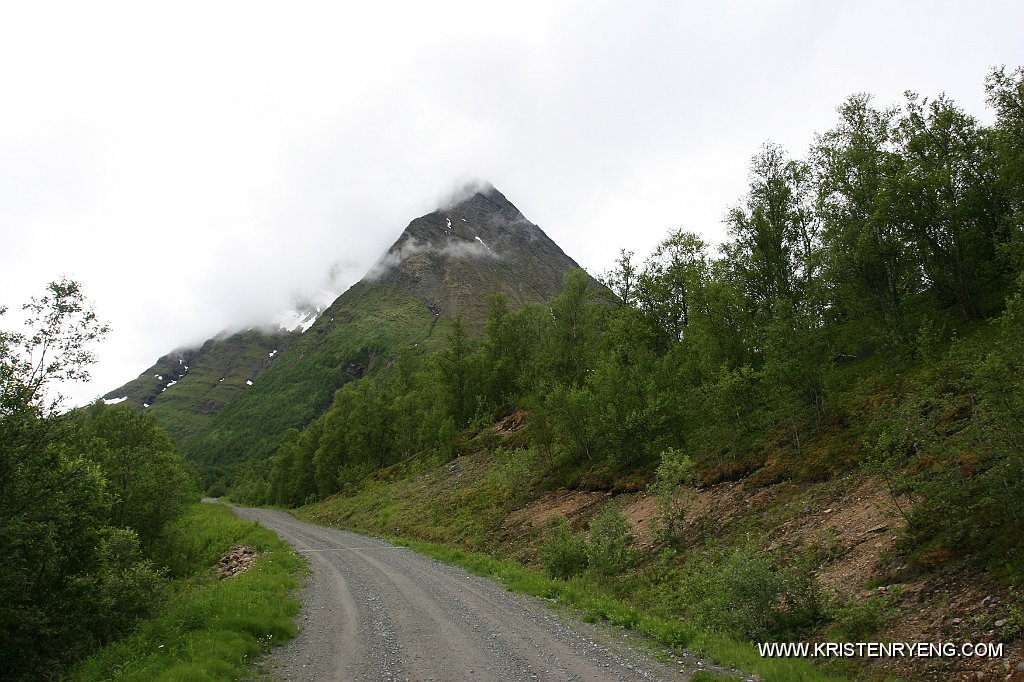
[229,506,740,682]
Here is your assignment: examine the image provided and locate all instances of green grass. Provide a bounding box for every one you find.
[69,504,304,682]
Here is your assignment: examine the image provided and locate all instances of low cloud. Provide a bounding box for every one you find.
[365,234,500,282]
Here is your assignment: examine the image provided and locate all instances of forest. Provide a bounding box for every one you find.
[247,67,1024,577]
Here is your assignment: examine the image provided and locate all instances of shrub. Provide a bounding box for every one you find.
[673,546,825,641]
[651,447,698,544]
[92,528,167,643]
[586,506,635,577]
[490,446,541,502]
[540,519,588,580]
[829,592,898,641]
[719,548,824,640]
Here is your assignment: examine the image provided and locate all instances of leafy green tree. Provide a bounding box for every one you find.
[635,230,708,346]
[1,280,175,678]
[75,402,194,546]
[813,93,916,347]
[547,269,599,387]
[601,248,639,306]
[436,318,480,426]
[1,279,109,415]
[726,143,819,314]
[546,384,600,464]
[480,294,522,407]
[984,66,1024,274]
[893,92,1005,320]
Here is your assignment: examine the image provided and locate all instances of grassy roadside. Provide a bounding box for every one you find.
[295,502,847,682]
[70,503,305,682]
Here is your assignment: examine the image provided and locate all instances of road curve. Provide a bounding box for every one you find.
[229,506,727,682]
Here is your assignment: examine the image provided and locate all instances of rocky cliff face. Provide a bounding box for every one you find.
[369,184,583,325]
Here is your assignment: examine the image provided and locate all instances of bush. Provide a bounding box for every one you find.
[586,506,635,577]
[540,519,588,580]
[490,446,541,502]
[92,528,167,643]
[651,447,698,544]
[718,548,824,640]
[672,546,825,641]
[829,592,898,641]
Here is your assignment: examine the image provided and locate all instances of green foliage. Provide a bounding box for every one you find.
[672,547,826,641]
[183,283,438,468]
[539,519,589,580]
[652,447,698,544]
[547,269,600,386]
[828,592,899,642]
[247,69,1023,602]
[70,504,304,682]
[586,506,635,577]
[75,402,196,546]
[866,290,1024,571]
[653,447,698,491]
[90,528,168,643]
[1002,589,1024,640]
[490,446,542,503]
[0,282,197,680]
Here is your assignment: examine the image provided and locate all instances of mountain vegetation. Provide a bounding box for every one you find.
[13,65,1021,680]
[254,69,1024,575]
[240,68,1023,678]
[109,186,589,494]
[104,327,292,444]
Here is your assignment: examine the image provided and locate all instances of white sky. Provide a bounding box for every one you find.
[1,0,1022,407]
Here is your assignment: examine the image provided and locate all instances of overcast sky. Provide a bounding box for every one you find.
[2,0,1022,407]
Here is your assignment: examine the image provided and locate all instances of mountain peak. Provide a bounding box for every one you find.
[366,183,580,324]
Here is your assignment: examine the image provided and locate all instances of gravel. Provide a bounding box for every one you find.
[230,506,747,682]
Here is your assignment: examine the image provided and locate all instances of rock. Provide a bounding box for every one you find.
[995,620,1006,627]
[866,524,888,533]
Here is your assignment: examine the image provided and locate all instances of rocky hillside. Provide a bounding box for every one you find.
[370,184,585,326]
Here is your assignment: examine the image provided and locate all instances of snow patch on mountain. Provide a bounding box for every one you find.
[274,288,338,333]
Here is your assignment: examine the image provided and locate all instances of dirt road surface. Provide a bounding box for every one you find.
[230,506,739,682]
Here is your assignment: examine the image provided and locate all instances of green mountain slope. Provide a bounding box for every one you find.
[102,329,293,444]
[107,183,586,469]
[184,282,437,465]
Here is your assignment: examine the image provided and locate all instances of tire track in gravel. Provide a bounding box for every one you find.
[229,505,745,682]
